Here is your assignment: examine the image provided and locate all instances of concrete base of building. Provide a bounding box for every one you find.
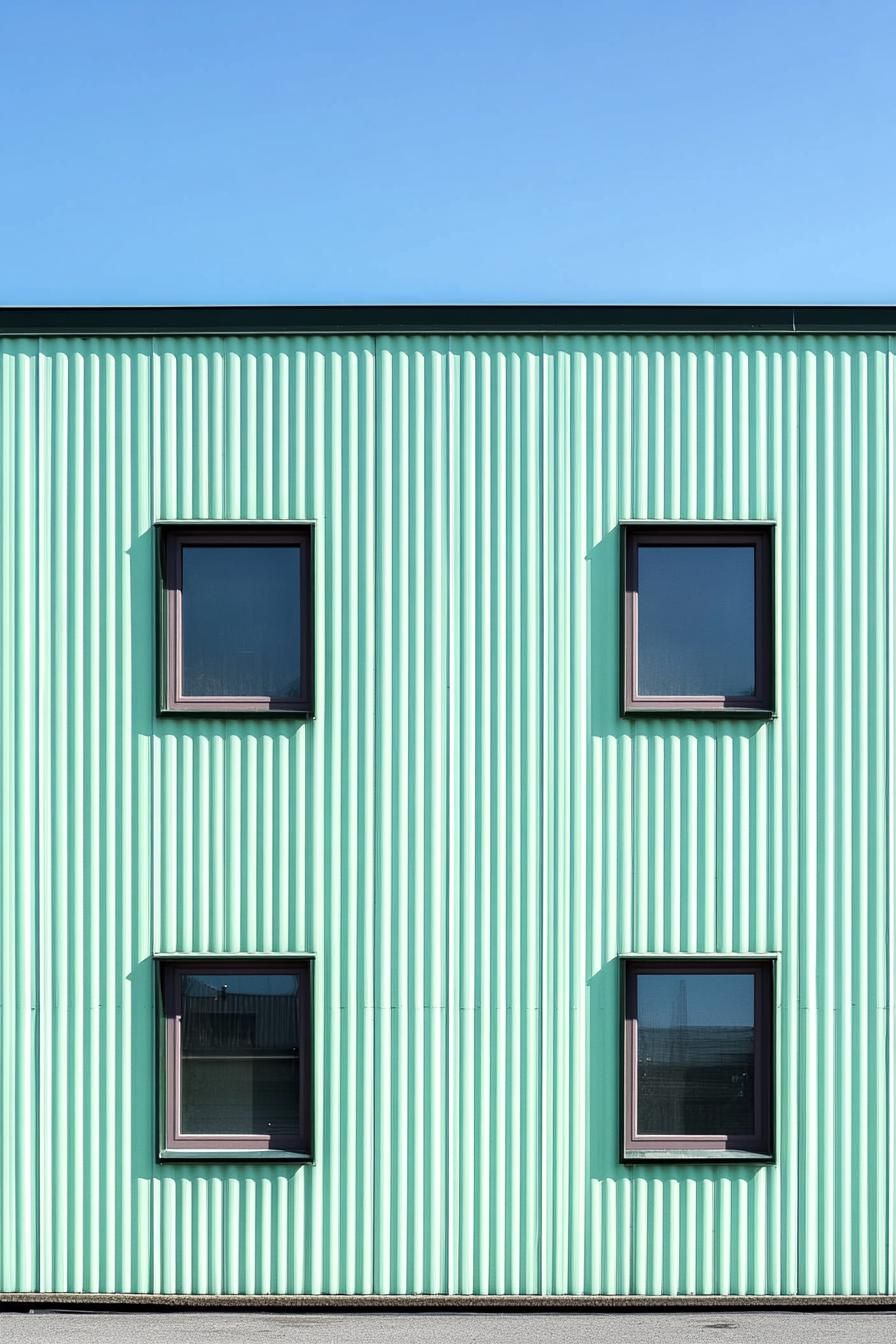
[1,1293,894,1310]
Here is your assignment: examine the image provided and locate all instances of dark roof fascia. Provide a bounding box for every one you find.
[2,304,896,337]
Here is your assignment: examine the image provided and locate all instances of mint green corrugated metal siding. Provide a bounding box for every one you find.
[1,343,39,1291]
[541,336,892,1295]
[34,340,154,1292]
[446,339,544,1293]
[0,332,893,1296]
[152,338,379,1294]
[374,338,449,1293]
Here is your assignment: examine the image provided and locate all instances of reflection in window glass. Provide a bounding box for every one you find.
[180,972,301,1137]
[636,972,756,1136]
[181,545,303,699]
[637,545,755,697]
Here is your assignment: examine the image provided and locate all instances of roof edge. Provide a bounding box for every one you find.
[2,304,896,336]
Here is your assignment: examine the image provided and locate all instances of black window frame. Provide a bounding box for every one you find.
[621,956,775,1163]
[158,522,315,716]
[157,956,314,1161]
[621,522,775,716]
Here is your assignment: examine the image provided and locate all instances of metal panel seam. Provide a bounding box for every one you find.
[888,334,895,1294]
[443,333,456,1290]
[445,336,456,1294]
[627,336,637,1287]
[795,339,804,1291]
[372,331,379,1291]
[150,334,158,1291]
[539,334,547,1297]
[34,338,44,1293]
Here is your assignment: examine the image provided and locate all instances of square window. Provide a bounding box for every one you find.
[160,525,314,714]
[622,524,774,714]
[622,958,774,1161]
[159,959,314,1157]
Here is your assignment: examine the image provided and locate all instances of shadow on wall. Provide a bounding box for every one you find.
[588,529,624,739]
[131,524,158,727]
[128,528,162,1261]
[586,530,628,1183]
[587,960,622,1179]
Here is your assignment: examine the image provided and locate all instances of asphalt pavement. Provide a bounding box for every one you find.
[2,1311,895,1343]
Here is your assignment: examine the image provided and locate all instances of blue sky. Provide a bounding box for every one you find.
[0,0,893,305]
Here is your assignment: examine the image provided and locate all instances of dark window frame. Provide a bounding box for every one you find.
[621,956,775,1162]
[621,523,774,716]
[158,957,314,1160]
[158,523,315,716]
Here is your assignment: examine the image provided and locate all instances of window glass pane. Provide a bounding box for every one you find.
[181,1058,302,1136]
[180,971,301,1137]
[636,972,756,1136]
[636,545,755,697]
[181,545,303,699]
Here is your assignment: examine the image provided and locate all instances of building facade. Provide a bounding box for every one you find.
[1,306,894,1298]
